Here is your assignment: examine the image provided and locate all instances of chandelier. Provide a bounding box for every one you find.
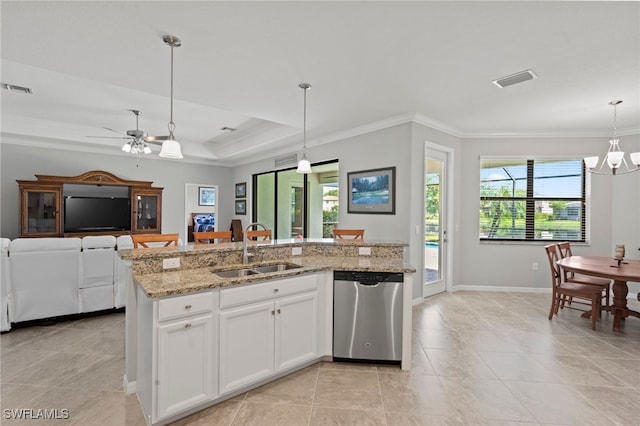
[584,100,640,175]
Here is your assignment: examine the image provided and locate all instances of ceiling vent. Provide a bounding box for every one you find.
[274,153,298,168]
[1,82,33,94]
[492,69,538,88]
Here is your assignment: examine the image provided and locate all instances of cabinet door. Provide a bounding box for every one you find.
[21,188,61,236]
[275,291,318,372]
[132,189,162,233]
[156,314,215,420]
[219,301,275,394]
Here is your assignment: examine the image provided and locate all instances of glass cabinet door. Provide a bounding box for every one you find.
[23,189,61,236]
[132,191,161,233]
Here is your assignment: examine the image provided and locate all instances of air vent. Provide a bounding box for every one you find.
[492,69,538,88]
[1,83,33,94]
[274,153,298,168]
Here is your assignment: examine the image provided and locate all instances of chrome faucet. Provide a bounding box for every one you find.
[243,222,269,264]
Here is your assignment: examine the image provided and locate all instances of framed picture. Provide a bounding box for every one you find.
[348,166,396,214]
[198,187,216,206]
[235,182,247,199]
[235,199,246,215]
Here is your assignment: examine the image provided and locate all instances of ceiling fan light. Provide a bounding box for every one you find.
[159,138,183,159]
[122,143,132,153]
[143,145,152,155]
[630,152,640,166]
[131,146,139,155]
[296,157,312,174]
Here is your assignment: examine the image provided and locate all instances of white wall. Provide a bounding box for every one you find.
[458,135,640,294]
[233,122,461,299]
[0,143,234,242]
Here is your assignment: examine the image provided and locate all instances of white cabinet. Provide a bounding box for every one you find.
[275,292,318,371]
[156,313,215,420]
[136,289,218,424]
[219,275,319,394]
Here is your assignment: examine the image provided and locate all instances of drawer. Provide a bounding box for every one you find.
[158,291,214,322]
[220,274,317,310]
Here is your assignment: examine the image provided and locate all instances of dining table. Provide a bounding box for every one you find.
[557,255,640,332]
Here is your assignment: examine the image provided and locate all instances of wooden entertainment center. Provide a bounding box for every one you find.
[17,170,163,238]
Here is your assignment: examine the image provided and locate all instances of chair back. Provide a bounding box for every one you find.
[246,229,272,241]
[333,229,365,239]
[193,231,232,245]
[544,243,562,288]
[557,241,575,281]
[131,233,179,248]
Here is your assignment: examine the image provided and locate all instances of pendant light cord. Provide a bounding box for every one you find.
[168,43,175,134]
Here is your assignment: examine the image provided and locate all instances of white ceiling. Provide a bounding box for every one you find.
[2,1,639,166]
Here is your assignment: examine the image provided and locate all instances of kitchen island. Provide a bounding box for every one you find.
[120,238,415,426]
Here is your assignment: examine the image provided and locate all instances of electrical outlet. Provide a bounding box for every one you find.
[163,258,180,269]
[292,247,302,256]
[532,262,539,271]
[359,247,372,256]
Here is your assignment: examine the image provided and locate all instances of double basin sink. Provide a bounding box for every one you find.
[213,262,302,278]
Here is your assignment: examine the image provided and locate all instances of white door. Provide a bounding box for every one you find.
[219,300,275,393]
[156,314,215,420]
[274,292,318,371]
[424,143,452,298]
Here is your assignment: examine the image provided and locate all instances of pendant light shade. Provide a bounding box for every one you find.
[158,35,184,159]
[296,83,312,174]
[159,136,183,159]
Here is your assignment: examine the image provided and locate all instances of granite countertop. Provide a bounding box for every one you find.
[120,238,408,260]
[135,255,416,298]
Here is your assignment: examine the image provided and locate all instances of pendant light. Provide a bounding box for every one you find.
[296,83,312,174]
[158,35,184,159]
[584,100,640,175]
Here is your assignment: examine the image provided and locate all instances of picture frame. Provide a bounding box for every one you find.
[235,182,247,199]
[234,199,247,215]
[347,166,396,214]
[198,187,216,206]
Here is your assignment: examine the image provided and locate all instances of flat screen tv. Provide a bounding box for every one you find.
[64,197,131,233]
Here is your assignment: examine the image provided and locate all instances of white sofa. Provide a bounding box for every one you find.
[2,235,133,331]
[1,238,11,331]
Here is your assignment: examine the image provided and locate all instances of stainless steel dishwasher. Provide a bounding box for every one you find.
[333,271,403,363]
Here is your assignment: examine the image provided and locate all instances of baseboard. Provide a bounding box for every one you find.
[123,374,136,394]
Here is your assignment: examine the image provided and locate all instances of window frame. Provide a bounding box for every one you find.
[479,156,589,243]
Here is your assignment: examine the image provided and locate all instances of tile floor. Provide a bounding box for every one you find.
[2,291,639,425]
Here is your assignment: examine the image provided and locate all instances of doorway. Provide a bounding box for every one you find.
[184,183,218,244]
[423,144,451,298]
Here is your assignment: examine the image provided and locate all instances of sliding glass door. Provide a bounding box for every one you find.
[253,160,338,239]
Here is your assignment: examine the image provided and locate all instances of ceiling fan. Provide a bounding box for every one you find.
[88,109,161,155]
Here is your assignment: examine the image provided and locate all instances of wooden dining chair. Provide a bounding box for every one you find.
[557,241,611,309]
[246,229,272,241]
[131,233,179,248]
[333,229,365,240]
[544,243,603,330]
[193,231,232,245]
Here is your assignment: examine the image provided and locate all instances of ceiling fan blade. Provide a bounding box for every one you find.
[87,135,132,140]
[102,127,126,136]
[144,135,169,143]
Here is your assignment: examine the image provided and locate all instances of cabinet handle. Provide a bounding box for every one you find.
[277,308,281,314]
[185,322,192,328]
[271,310,275,315]
[185,304,192,310]
[273,288,279,293]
